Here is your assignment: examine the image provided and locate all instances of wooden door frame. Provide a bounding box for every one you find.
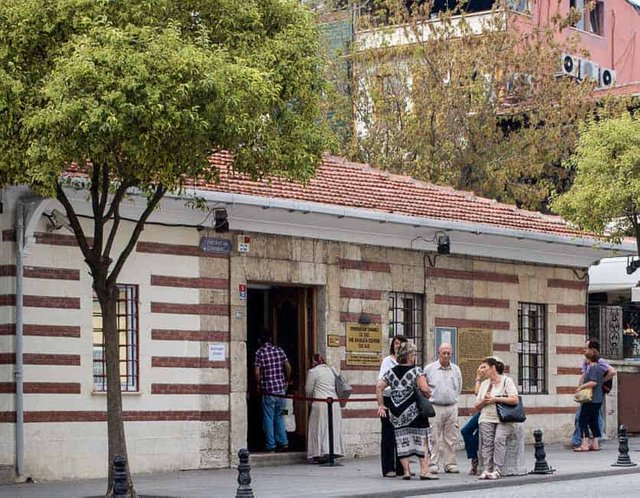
[266,285,317,449]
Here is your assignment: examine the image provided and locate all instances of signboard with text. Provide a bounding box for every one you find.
[346,323,383,352]
[199,237,232,254]
[458,328,493,393]
[346,352,382,367]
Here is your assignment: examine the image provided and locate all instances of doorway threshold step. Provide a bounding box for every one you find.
[248,451,307,467]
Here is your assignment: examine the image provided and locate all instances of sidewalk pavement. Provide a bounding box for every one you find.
[1,440,639,498]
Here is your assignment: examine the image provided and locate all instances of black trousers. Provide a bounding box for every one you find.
[380,416,402,475]
[579,402,603,439]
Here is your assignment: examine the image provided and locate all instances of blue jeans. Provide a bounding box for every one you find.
[572,404,605,446]
[461,412,480,460]
[262,395,288,450]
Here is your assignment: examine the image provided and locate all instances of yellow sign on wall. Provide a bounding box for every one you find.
[327,335,341,347]
[346,352,382,367]
[346,323,383,352]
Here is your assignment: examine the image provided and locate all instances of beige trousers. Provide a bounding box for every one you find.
[479,421,514,473]
[429,403,458,470]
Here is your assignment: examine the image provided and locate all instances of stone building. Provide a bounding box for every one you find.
[0,154,633,480]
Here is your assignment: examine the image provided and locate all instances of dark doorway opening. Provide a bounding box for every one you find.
[246,285,316,453]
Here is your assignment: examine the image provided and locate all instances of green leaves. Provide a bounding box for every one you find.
[0,0,329,195]
[327,0,626,210]
[551,114,640,251]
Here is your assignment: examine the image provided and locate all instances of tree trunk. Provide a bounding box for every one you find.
[97,286,135,497]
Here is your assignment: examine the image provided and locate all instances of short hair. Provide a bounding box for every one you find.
[397,341,417,364]
[482,356,505,375]
[587,338,601,351]
[584,348,600,363]
[389,334,408,355]
[259,333,272,345]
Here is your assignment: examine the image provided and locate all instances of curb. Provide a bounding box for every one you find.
[344,465,640,498]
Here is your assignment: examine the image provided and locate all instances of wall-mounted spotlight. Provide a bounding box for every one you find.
[435,232,450,255]
[43,209,73,233]
[411,231,452,267]
[214,208,229,233]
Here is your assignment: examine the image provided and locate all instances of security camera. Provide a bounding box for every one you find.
[45,209,73,233]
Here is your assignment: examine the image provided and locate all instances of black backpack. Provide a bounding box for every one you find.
[603,378,613,394]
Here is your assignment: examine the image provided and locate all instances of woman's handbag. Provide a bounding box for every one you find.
[496,378,526,423]
[414,386,436,418]
[496,396,526,423]
[573,387,593,404]
[332,368,352,408]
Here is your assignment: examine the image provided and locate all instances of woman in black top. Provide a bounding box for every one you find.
[376,342,438,480]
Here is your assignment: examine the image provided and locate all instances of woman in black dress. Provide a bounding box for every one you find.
[375,342,438,480]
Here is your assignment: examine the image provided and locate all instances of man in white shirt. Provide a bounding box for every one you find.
[424,343,462,474]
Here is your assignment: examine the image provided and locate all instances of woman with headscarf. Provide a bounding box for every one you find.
[305,353,343,463]
[375,342,438,480]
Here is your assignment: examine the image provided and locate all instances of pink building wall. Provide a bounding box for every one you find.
[514,0,639,91]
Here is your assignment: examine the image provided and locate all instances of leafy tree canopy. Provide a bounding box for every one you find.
[0,0,328,197]
[324,0,629,210]
[551,114,640,255]
[0,1,328,491]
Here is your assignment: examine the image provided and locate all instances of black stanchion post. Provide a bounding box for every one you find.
[529,429,554,474]
[112,455,128,497]
[327,397,335,466]
[321,396,343,467]
[612,425,637,467]
[236,448,255,497]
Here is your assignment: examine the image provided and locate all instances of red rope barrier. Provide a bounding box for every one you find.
[264,392,377,404]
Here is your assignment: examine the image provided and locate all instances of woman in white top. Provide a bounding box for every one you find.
[305,353,343,462]
[378,334,407,477]
[473,356,519,481]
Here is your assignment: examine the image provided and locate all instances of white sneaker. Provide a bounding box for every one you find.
[486,470,501,480]
[477,471,490,480]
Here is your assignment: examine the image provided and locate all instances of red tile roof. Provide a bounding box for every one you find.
[195,152,584,238]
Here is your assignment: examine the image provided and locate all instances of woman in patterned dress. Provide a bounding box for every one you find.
[375,342,438,480]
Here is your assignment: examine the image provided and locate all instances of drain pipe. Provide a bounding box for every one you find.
[15,200,25,479]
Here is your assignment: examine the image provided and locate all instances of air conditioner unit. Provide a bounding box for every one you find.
[599,67,616,88]
[560,53,580,78]
[580,59,600,82]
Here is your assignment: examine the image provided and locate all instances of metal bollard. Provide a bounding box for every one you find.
[112,456,128,497]
[529,429,554,474]
[236,448,255,498]
[612,425,637,467]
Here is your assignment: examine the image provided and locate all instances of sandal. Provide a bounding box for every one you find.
[402,475,411,480]
[420,473,439,480]
[573,447,589,452]
[589,447,601,451]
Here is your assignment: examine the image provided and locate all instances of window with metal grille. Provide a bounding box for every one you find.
[517,302,547,394]
[93,285,139,392]
[388,292,423,364]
